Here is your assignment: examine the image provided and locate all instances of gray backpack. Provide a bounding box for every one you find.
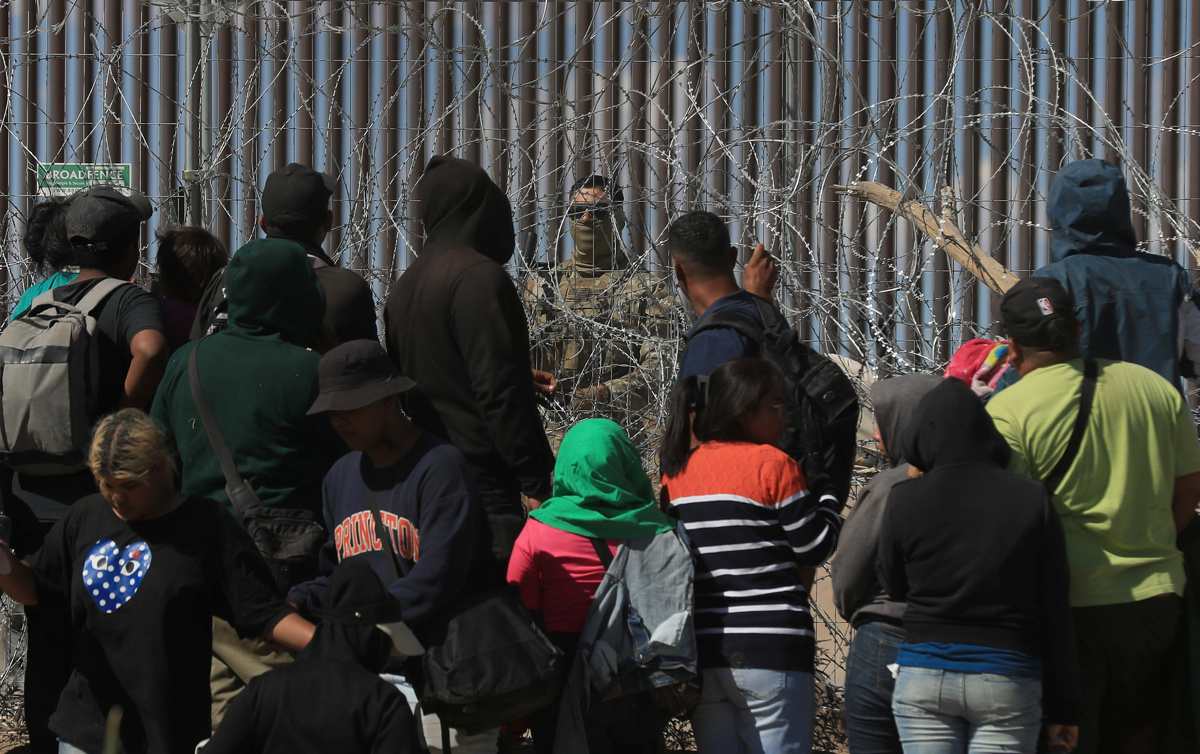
[0,277,126,474]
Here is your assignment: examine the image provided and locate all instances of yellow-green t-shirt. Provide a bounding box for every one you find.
[987,358,1200,607]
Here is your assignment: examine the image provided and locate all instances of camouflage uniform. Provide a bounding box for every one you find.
[524,253,683,448]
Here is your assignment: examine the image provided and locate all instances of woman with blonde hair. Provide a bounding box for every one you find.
[0,409,314,754]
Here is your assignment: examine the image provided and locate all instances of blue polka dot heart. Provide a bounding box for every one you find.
[82,540,152,613]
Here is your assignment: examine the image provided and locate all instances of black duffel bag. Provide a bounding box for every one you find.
[417,586,566,734]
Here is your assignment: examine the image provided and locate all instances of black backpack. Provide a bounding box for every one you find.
[686,295,860,502]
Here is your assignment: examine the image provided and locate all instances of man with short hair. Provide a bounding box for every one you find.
[986,276,1200,754]
[192,163,377,349]
[668,209,778,381]
[288,339,497,754]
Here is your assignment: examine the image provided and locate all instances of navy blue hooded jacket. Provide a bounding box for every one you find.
[1033,159,1191,384]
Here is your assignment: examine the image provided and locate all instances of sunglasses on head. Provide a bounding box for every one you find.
[567,200,613,220]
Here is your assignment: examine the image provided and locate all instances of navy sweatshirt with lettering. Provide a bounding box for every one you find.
[287,432,497,630]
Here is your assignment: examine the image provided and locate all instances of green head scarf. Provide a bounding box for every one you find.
[530,418,673,540]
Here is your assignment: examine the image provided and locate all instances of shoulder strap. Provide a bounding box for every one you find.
[28,276,125,314]
[366,488,401,582]
[1043,359,1098,495]
[187,342,261,517]
[590,537,614,570]
[685,294,785,346]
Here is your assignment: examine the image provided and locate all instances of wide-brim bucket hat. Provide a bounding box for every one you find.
[308,339,416,414]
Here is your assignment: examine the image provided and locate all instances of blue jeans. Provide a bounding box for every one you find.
[891,667,1041,754]
[844,622,905,754]
[691,667,814,754]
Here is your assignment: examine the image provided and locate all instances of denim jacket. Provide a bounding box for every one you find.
[553,528,696,754]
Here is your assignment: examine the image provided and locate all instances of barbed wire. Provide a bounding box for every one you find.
[0,2,1198,749]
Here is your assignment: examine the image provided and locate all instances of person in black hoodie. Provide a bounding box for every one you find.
[203,557,421,754]
[384,155,555,567]
[877,378,1080,753]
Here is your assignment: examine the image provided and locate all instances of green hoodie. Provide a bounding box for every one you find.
[151,238,347,516]
[530,418,673,540]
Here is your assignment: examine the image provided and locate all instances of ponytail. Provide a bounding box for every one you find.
[660,357,781,478]
[660,376,703,478]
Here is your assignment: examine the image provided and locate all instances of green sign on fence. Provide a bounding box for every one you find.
[37,163,132,197]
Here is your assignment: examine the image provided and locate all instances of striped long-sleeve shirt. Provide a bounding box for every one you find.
[664,441,843,672]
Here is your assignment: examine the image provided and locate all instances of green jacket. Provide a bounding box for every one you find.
[151,238,347,517]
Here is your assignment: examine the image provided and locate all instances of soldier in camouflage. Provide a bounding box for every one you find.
[525,176,681,445]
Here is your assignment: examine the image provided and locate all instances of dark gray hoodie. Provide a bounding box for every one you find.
[831,374,941,627]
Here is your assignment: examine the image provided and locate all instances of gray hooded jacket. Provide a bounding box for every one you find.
[831,374,942,627]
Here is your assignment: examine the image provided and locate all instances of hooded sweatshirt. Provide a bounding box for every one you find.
[203,558,421,754]
[1034,159,1191,384]
[384,156,554,502]
[151,238,347,516]
[877,378,1080,724]
[831,374,941,627]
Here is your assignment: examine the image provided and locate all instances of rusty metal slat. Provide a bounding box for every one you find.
[516,1,535,265]
[797,7,816,342]
[931,0,952,363]
[1075,0,1095,157]
[405,1,427,263]
[598,1,616,167]
[487,2,509,189]
[214,19,233,242]
[573,1,593,174]
[435,2,452,156]
[48,0,65,161]
[158,9,178,224]
[961,4,982,332]
[875,0,898,353]
[551,1,566,262]
[1104,2,1124,164]
[1190,2,1200,245]
[649,4,672,266]
[349,3,369,270]
[844,1,869,356]
[1131,0,1149,243]
[461,1,481,166]
[818,7,842,354]
[627,2,649,262]
[767,6,784,263]
[381,1,399,282]
[991,0,1011,309]
[684,2,703,208]
[710,7,728,210]
[740,4,759,236]
[103,0,120,162]
[1161,0,1181,256]
[239,0,259,242]
[294,0,313,162]
[133,0,148,237]
[0,0,10,304]
[900,4,924,357]
[1016,0,1037,276]
[20,0,38,205]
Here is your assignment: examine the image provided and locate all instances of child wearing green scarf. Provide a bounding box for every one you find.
[508,418,672,754]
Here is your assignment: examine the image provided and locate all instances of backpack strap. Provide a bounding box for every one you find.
[187,342,264,520]
[1043,359,1098,496]
[28,276,125,315]
[366,488,402,583]
[684,294,785,349]
[590,537,614,569]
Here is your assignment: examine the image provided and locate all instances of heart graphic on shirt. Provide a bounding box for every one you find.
[81,539,152,614]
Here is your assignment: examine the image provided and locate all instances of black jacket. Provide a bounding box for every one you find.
[877,378,1081,724]
[384,155,554,501]
[203,559,421,754]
